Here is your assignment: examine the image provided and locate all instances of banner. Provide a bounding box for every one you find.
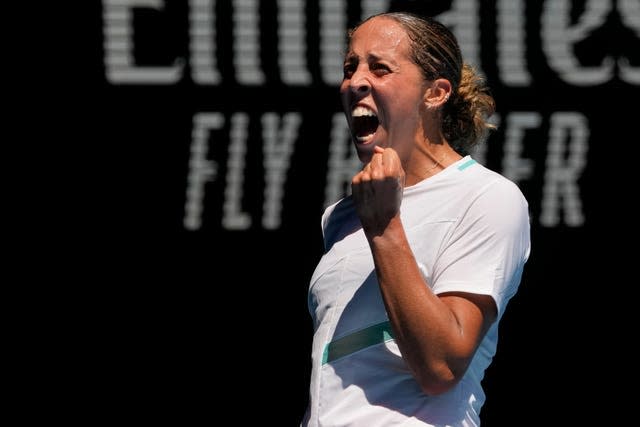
[95,1,638,424]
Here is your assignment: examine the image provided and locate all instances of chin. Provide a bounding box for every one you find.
[354,141,376,163]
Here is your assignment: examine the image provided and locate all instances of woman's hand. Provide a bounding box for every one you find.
[351,146,406,235]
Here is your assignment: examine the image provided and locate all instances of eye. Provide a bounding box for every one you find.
[343,62,356,78]
[371,62,391,76]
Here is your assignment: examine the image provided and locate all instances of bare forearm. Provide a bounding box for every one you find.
[365,216,473,395]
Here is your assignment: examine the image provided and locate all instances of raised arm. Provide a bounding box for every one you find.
[351,146,497,396]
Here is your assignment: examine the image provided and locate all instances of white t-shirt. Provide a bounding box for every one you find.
[303,156,531,427]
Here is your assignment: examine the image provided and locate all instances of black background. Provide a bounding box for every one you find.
[80,0,638,425]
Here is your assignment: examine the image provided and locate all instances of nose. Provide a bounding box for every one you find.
[351,82,370,94]
[350,68,371,94]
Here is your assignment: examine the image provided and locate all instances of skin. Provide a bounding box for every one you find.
[341,16,497,396]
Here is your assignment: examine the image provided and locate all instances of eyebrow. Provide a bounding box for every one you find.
[344,52,385,62]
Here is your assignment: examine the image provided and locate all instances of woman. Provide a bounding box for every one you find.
[302,12,530,427]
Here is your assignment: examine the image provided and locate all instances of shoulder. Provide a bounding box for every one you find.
[320,196,358,251]
[459,159,528,208]
[455,161,530,233]
[321,196,353,230]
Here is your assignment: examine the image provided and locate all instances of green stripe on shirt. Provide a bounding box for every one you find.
[458,159,477,171]
[322,321,395,365]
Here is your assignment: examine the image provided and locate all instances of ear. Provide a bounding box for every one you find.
[423,78,452,109]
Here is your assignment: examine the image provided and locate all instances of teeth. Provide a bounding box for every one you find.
[352,106,376,118]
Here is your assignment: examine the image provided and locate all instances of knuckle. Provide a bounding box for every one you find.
[371,169,384,180]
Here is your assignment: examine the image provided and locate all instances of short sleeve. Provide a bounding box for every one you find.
[431,178,531,318]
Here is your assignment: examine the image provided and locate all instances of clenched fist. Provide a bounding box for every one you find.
[351,146,406,234]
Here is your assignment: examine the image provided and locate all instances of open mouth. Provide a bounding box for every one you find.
[351,106,379,143]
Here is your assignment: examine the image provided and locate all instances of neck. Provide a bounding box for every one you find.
[404,143,461,186]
